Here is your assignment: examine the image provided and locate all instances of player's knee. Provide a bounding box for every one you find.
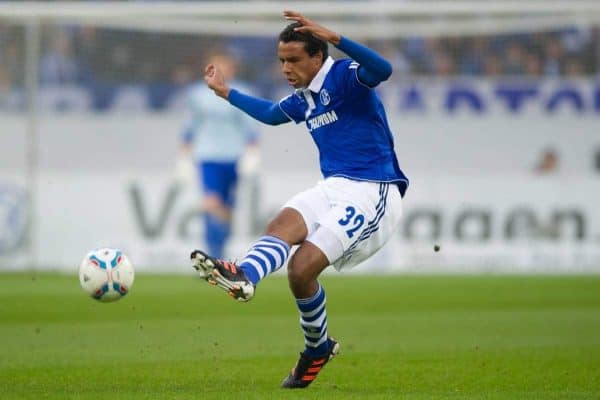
[265,217,285,236]
[264,208,307,245]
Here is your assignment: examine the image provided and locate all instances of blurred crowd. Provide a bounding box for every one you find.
[375,28,600,78]
[0,22,599,110]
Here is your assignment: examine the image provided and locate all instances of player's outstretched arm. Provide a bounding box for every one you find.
[228,90,290,126]
[284,10,392,87]
[204,63,289,125]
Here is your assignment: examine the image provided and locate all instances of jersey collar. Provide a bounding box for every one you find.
[307,56,334,93]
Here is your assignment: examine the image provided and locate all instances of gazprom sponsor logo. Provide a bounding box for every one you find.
[307,110,338,132]
[0,183,28,254]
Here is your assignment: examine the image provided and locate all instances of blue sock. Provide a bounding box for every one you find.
[204,214,229,259]
[297,283,329,357]
[239,235,290,285]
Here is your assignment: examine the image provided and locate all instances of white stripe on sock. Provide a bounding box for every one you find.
[300,301,326,319]
[305,334,329,348]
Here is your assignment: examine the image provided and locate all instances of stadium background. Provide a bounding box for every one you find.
[1,2,599,399]
[0,0,599,273]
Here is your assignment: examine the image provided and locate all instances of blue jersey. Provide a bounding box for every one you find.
[278,57,408,195]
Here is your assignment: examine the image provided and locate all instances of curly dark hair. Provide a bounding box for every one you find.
[278,22,328,61]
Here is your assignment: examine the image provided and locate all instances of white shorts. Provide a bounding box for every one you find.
[283,177,403,271]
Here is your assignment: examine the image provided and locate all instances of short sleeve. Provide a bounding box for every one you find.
[278,93,306,124]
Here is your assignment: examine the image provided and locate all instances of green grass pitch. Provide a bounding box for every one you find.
[1,273,599,399]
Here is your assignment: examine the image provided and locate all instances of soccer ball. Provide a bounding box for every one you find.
[79,248,134,302]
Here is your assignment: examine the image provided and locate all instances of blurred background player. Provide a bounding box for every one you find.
[179,53,259,259]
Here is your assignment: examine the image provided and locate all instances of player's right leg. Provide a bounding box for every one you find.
[191,184,321,302]
[191,213,295,301]
[190,231,292,302]
[190,249,255,301]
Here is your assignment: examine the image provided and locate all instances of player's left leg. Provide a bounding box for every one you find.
[281,178,403,388]
[281,240,341,389]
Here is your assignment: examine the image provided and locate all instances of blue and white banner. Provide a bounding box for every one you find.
[3,79,599,115]
[1,171,599,273]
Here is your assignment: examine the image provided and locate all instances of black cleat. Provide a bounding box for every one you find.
[190,249,255,302]
[281,337,340,389]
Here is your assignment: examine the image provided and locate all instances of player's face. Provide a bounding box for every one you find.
[277,41,323,89]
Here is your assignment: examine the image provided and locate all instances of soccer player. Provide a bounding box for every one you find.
[192,10,409,388]
[180,53,259,259]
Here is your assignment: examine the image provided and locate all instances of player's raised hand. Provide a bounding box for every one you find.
[204,63,230,99]
[283,10,341,46]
